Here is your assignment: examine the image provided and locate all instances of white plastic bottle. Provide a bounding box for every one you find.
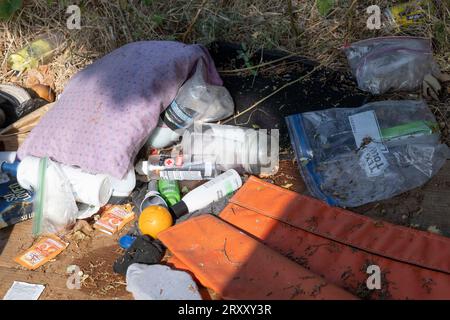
[170,169,242,218]
[181,123,279,175]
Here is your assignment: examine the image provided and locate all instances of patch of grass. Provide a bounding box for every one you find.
[0,0,448,141]
[0,0,23,20]
[316,0,335,16]
[237,43,257,76]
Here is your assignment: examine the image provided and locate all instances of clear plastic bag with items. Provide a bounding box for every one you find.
[343,37,440,94]
[286,100,450,207]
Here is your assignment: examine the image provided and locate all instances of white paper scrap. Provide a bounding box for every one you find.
[349,110,387,152]
[3,281,45,300]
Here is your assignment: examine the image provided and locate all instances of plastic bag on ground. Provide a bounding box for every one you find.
[343,37,440,94]
[32,158,78,236]
[175,59,234,123]
[286,100,450,208]
[148,59,234,148]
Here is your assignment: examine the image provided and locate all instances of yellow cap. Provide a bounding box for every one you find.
[138,205,173,239]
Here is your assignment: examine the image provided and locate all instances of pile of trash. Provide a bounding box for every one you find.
[1,36,449,300]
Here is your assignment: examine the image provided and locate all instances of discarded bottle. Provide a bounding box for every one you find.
[181,123,279,175]
[138,148,219,180]
[137,123,279,179]
[8,32,64,73]
[147,60,234,148]
[148,158,219,180]
[157,180,181,207]
[170,169,242,218]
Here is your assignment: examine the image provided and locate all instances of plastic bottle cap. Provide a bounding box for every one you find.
[1,160,20,177]
[170,200,189,219]
[119,235,136,249]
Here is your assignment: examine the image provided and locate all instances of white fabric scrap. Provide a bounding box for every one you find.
[126,264,202,300]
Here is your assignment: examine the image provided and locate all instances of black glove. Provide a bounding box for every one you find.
[113,235,166,275]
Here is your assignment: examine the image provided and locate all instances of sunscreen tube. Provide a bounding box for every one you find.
[170,169,242,218]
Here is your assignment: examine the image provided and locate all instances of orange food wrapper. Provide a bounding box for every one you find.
[14,235,68,270]
[93,204,135,235]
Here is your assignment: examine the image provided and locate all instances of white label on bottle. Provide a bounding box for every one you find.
[359,143,389,177]
[203,170,231,188]
[162,100,197,131]
[159,171,202,180]
[349,111,387,152]
[204,162,212,177]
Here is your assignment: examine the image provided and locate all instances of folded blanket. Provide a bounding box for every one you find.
[18,41,222,178]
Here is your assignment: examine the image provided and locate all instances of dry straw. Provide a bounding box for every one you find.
[0,0,448,143]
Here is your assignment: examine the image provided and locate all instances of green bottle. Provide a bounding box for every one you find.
[157,180,181,207]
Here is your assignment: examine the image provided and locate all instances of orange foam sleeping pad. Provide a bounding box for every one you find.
[218,176,450,299]
[158,214,357,300]
[162,177,450,299]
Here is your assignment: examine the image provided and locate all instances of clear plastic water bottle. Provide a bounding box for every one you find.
[181,123,279,176]
[8,32,64,73]
[147,60,234,148]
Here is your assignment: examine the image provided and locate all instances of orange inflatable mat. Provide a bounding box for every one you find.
[158,214,357,300]
[219,176,450,299]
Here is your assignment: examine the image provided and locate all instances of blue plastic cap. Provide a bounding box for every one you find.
[1,160,19,177]
[119,234,136,249]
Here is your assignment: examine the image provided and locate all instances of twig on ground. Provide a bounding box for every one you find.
[220,52,301,74]
[182,0,208,43]
[287,0,300,37]
[222,63,325,125]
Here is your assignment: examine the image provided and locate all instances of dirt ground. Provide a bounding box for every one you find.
[0,216,133,299]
